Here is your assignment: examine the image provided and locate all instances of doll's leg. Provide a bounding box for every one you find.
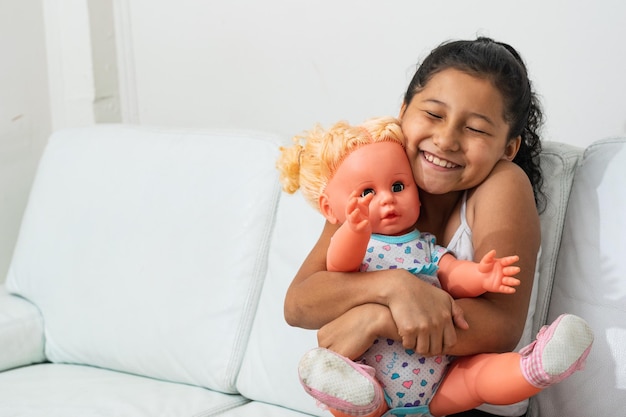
[429,314,593,417]
[428,352,537,416]
[298,347,388,416]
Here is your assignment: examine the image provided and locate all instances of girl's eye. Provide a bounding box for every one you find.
[391,182,405,193]
[467,126,488,135]
[426,111,442,119]
[361,188,375,197]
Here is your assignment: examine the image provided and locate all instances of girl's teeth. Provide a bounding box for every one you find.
[425,153,457,168]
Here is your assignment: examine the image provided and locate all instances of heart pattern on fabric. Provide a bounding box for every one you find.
[356,231,452,408]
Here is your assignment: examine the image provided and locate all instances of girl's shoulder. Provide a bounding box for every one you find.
[466,160,536,227]
[471,160,531,199]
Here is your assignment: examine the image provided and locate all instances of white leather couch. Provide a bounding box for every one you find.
[0,125,624,417]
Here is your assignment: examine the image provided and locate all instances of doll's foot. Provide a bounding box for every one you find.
[520,314,594,388]
[298,347,384,416]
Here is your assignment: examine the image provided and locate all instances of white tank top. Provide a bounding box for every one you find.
[446,191,539,417]
[447,191,474,262]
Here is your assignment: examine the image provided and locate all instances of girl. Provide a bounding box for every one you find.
[277,117,592,417]
[283,37,569,417]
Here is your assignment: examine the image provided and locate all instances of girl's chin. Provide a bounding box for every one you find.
[415,182,456,196]
[415,170,461,194]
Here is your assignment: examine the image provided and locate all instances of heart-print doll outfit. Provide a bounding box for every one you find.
[358,229,451,413]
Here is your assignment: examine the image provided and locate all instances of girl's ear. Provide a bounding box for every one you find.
[502,136,522,161]
[319,193,339,224]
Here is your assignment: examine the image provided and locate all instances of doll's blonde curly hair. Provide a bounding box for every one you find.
[276,116,405,211]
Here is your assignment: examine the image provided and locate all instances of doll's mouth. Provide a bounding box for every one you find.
[422,151,460,168]
[382,211,399,220]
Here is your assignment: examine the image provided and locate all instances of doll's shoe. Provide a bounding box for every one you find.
[520,314,594,388]
[298,347,384,416]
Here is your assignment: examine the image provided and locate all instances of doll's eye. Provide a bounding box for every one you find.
[391,182,405,193]
[361,188,375,197]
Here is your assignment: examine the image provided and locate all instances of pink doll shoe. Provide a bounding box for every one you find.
[520,313,594,388]
[298,347,384,416]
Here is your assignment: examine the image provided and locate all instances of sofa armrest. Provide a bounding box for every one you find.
[0,285,46,371]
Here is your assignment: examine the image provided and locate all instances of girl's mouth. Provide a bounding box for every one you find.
[422,151,460,168]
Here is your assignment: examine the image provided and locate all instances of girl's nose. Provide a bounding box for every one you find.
[433,124,460,152]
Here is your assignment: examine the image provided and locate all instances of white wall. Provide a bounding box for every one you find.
[0,1,51,281]
[44,0,120,129]
[114,0,626,147]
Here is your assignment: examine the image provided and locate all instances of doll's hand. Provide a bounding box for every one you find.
[479,249,521,294]
[345,190,373,233]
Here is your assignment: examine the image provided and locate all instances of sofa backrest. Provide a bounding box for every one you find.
[237,190,326,416]
[6,125,285,395]
[532,142,583,336]
[531,138,626,417]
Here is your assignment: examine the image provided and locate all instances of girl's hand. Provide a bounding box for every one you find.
[386,270,468,356]
[318,274,469,359]
[317,303,392,360]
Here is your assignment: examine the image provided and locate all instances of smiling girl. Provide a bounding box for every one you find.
[283,38,585,417]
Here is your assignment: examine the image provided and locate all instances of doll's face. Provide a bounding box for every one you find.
[323,141,420,236]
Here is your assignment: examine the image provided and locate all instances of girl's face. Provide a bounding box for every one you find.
[400,68,520,195]
[322,141,420,236]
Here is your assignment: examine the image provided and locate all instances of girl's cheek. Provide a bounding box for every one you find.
[405,144,419,161]
[405,131,425,152]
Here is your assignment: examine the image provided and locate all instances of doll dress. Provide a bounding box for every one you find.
[358,229,451,413]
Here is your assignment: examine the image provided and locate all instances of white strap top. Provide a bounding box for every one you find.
[446,191,474,261]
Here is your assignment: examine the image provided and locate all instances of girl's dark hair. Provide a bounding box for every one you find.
[404,37,545,210]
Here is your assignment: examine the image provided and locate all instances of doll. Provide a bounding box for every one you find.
[276,116,593,417]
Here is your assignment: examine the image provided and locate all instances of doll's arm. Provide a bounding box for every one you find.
[327,192,373,272]
[437,250,521,298]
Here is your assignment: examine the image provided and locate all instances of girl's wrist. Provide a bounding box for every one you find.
[371,304,400,340]
[379,268,425,306]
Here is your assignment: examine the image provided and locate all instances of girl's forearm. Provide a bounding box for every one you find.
[444,295,527,356]
[284,268,397,329]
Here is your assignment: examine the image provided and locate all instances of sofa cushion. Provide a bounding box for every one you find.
[6,125,284,394]
[225,401,322,417]
[0,363,249,416]
[533,138,626,417]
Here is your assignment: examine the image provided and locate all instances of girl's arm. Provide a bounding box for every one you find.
[449,161,540,355]
[317,303,400,360]
[284,220,467,355]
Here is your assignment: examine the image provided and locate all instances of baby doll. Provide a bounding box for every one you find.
[276,116,593,417]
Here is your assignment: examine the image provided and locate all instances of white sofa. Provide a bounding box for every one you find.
[0,125,624,417]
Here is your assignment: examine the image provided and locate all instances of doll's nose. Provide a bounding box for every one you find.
[378,190,395,205]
